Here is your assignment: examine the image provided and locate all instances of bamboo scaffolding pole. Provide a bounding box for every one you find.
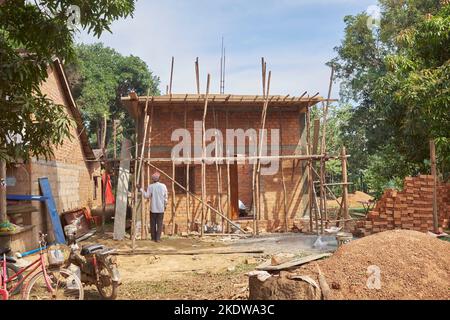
[341,146,349,229]
[278,107,288,232]
[132,92,151,246]
[212,105,224,231]
[184,103,191,232]
[226,108,231,234]
[430,140,439,233]
[195,57,200,95]
[253,59,267,234]
[306,102,314,233]
[169,56,174,94]
[86,154,349,164]
[131,121,138,249]
[200,74,211,237]
[320,66,334,155]
[171,162,177,235]
[254,63,271,235]
[319,158,326,233]
[312,184,320,235]
[146,162,247,233]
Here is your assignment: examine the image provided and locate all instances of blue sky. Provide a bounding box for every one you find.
[76,0,375,99]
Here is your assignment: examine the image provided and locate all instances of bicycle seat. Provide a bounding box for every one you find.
[80,244,105,256]
[0,248,11,255]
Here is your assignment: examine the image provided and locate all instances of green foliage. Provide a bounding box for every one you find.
[331,0,450,193]
[66,43,160,153]
[0,0,135,161]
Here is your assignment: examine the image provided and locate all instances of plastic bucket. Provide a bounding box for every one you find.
[336,232,353,247]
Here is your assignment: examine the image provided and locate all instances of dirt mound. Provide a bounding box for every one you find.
[299,230,450,300]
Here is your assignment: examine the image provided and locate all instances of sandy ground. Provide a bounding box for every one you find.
[81,230,338,300]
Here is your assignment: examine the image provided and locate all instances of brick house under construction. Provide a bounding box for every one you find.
[122,93,340,235]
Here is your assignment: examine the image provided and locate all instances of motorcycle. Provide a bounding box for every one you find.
[63,224,121,300]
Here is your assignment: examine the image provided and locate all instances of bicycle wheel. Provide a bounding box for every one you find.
[23,268,84,300]
[5,263,23,296]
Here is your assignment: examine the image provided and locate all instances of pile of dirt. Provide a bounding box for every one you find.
[298,230,450,300]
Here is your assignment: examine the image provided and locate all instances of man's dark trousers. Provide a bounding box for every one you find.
[150,212,164,241]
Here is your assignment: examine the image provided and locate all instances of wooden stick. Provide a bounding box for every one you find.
[255,69,272,234]
[213,106,224,231]
[341,146,349,229]
[430,140,439,233]
[306,104,313,233]
[89,153,348,164]
[135,92,151,241]
[278,108,288,232]
[320,66,334,155]
[169,56,174,94]
[114,248,263,256]
[184,103,191,233]
[319,158,326,233]
[313,184,320,235]
[146,162,247,233]
[171,162,177,235]
[226,109,231,234]
[131,116,139,249]
[195,57,200,95]
[201,74,211,236]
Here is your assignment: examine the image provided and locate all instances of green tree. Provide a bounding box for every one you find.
[66,43,160,156]
[0,0,135,223]
[331,0,449,195]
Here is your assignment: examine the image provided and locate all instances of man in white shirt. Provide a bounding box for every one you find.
[140,172,168,242]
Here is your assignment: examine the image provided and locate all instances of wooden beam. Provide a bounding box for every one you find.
[430,140,439,233]
[169,56,174,94]
[195,57,200,95]
[341,146,349,229]
[201,74,211,237]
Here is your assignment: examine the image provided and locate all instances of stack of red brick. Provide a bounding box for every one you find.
[356,175,450,236]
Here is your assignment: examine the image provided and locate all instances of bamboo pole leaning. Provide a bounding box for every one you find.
[133,91,151,247]
[200,74,211,236]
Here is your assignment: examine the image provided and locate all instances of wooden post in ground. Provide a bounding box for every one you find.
[131,122,138,249]
[226,109,231,234]
[0,160,7,224]
[341,146,349,228]
[201,74,211,237]
[171,162,177,235]
[184,103,191,233]
[254,61,271,235]
[306,104,313,233]
[278,108,288,232]
[213,107,224,231]
[113,119,117,160]
[430,140,439,233]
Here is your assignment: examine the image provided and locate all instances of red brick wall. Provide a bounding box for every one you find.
[138,104,310,234]
[356,175,450,235]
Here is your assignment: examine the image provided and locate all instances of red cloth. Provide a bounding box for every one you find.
[102,172,115,205]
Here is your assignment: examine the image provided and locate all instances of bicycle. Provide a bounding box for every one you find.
[0,232,84,300]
